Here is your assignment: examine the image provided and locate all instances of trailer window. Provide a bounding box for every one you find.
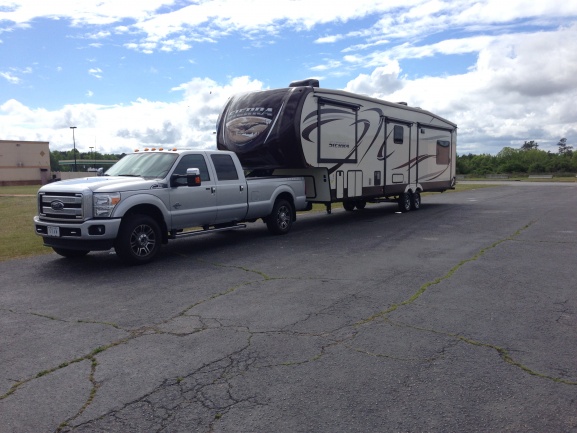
[211,154,239,181]
[393,125,404,144]
[436,140,450,165]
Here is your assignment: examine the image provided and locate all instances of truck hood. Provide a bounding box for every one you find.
[38,176,167,194]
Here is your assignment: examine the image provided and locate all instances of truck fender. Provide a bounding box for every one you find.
[111,193,171,226]
[269,185,298,219]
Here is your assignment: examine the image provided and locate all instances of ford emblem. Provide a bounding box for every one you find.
[50,200,65,211]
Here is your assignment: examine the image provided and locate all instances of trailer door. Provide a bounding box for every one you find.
[384,119,413,194]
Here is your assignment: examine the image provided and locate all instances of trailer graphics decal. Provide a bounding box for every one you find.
[225,115,272,145]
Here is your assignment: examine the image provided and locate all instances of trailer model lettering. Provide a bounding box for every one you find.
[227,107,273,119]
[329,142,350,149]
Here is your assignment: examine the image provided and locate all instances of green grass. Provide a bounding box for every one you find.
[462,176,577,182]
[0,182,498,261]
[0,187,51,261]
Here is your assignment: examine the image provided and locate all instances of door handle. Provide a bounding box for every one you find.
[240,185,244,192]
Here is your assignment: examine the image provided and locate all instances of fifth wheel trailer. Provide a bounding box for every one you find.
[216,79,457,212]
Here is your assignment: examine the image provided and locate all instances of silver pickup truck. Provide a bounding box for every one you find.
[34,149,308,264]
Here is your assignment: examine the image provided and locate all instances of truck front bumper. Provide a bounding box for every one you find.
[34,216,122,251]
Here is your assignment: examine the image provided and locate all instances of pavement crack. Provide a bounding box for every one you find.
[388,319,577,386]
[355,221,535,326]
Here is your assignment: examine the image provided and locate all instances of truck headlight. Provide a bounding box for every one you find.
[93,193,121,217]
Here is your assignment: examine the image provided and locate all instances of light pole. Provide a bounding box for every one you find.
[70,126,77,172]
[89,146,94,169]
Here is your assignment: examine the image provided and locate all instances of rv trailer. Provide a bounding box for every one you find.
[217,79,457,213]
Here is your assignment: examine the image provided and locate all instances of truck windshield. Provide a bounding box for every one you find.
[105,153,179,179]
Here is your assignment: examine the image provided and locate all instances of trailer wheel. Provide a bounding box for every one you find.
[115,215,161,265]
[398,192,412,213]
[343,201,355,211]
[411,192,421,210]
[52,247,89,258]
[355,200,367,210]
[266,199,294,235]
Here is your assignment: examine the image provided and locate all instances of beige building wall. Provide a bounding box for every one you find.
[0,140,50,186]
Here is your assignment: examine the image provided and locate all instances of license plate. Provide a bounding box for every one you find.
[47,226,60,237]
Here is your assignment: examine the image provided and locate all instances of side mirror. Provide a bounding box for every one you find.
[186,168,201,187]
[97,167,104,176]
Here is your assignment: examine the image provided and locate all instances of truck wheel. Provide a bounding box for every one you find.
[115,215,161,265]
[411,191,421,210]
[52,247,89,258]
[398,192,412,213]
[343,201,355,211]
[355,200,367,210]
[266,199,294,235]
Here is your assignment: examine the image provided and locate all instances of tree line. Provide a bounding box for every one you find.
[50,150,122,172]
[457,138,576,176]
[50,138,576,176]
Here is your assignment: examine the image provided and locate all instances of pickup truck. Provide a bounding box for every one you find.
[34,149,308,264]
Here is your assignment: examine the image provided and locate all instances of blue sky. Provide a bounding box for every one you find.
[1,0,577,155]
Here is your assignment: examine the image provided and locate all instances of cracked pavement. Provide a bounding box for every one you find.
[1,183,577,432]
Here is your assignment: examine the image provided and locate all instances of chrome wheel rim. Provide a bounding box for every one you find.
[130,224,156,257]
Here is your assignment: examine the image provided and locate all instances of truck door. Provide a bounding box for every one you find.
[169,154,217,229]
[210,153,248,223]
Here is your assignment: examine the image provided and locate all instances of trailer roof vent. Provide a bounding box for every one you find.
[397,102,408,106]
[289,79,319,88]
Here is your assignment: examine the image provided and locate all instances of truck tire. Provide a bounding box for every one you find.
[343,201,355,211]
[52,247,89,258]
[398,192,412,213]
[266,198,294,235]
[114,215,161,265]
[411,191,421,210]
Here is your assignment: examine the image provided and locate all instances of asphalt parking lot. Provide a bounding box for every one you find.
[1,182,576,433]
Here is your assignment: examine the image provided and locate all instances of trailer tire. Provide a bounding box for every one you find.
[343,201,355,211]
[411,192,421,210]
[266,198,294,235]
[398,192,412,213]
[114,215,161,265]
[355,200,367,210]
[52,247,89,258]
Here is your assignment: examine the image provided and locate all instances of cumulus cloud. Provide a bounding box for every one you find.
[0,76,268,154]
[344,24,577,154]
[1,0,576,156]
[344,62,404,96]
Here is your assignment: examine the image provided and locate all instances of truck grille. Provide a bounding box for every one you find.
[38,192,84,221]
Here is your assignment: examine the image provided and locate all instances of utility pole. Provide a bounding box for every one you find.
[89,146,94,168]
[70,126,77,172]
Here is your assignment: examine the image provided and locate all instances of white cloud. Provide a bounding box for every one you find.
[1,0,576,156]
[0,71,20,84]
[88,67,103,79]
[344,24,577,154]
[0,76,267,154]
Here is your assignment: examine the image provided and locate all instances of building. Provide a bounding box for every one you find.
[0,140,51,186]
